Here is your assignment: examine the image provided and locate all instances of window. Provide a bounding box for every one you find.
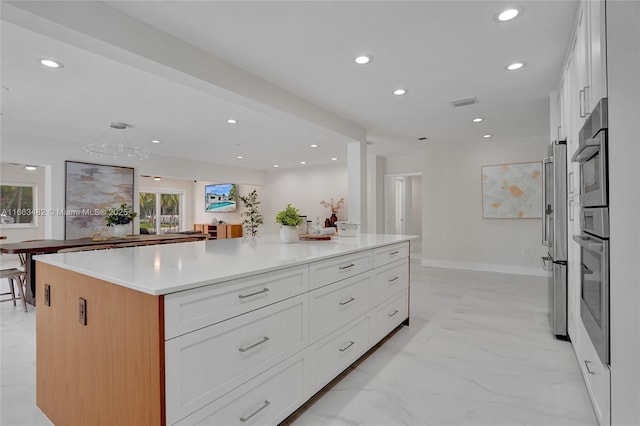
[0,184,37,226]
[139,191,183,234]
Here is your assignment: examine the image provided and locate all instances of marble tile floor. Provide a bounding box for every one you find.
[288,267,597,426]
[0,266,597,426]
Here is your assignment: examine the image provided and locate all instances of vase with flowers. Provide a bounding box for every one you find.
[320,197,345,227]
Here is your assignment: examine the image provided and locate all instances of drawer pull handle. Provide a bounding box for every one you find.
[339,297,355,306]
[239,400,270,422]
[339,341,355,352]
[389,251,400,256]
[388,309,399,317]
[584,360,596,375]
[339,263,355,270]
[388,276,399,283]
[239,336,270,353]
[238,287,270,299]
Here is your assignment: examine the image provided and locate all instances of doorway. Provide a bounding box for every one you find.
[384,173,422,257]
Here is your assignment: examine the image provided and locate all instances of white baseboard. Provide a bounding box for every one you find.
[420,258,549,277]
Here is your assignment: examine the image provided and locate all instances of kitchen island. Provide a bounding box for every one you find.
[35,234,411,425]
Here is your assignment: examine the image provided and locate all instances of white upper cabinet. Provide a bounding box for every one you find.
[573,1,608,124]
[587,0,608,107]
[575,4,590,127]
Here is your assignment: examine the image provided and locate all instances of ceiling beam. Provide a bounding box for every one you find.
[3,0,366,144]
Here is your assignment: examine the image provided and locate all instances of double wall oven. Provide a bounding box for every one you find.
[572,98,609,365]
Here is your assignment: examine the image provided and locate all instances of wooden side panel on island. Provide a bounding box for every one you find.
[36,263,165,426]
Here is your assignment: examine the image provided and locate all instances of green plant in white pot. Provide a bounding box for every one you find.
[105,203,137,237]
[275,203,303,243]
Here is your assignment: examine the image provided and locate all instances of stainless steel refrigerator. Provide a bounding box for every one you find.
[542,140,568,338]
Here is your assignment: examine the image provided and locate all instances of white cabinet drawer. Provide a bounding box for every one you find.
[175,355,306,426]
[372,258,409,304]
[579,322,610,425]
[372,290,409,343]
[309,250,373,290]
[165,265,309,339]
[373,242,409,268]
[308,315,371,393]
[165,295,309,425]
[310,272,371,339]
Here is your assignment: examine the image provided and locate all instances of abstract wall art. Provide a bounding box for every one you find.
[65,161,134,239]
[481,161,542,219]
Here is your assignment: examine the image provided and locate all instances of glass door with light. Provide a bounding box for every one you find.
[139,191,183,234]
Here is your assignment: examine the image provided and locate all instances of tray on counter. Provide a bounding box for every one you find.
[299,234,333,241]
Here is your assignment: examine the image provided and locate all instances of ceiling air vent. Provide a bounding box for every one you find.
[450,97,478,108]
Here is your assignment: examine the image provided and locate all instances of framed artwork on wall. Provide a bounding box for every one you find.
[65,161,134,239]
[481,161,542,219]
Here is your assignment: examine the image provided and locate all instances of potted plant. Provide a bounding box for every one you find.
[104,203,137,237]
[238,189,264,237]
[275,203,303,243]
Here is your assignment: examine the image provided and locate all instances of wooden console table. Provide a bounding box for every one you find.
[193,223,242,239]
[0,233,208,305]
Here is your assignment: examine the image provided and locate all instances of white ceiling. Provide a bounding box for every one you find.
[1,1,578,171]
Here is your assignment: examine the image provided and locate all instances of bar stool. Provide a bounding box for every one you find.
[0,268,28,312]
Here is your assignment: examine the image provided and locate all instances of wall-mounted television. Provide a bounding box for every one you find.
[205,183,237,212]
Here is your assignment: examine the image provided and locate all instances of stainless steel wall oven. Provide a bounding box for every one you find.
[573,99,608,208]
[572,98,610,365]
[574,207,609,364]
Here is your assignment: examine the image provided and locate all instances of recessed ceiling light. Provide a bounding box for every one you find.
[506,62,525,71]
[236,155,244,159]
[153,177,162,181]
[300,161,306,165]
[273,164,279,168]
[310,144,318,148]
[483,134,493,138]
[495,7,523,22]
[331,157,338,161]
[24,165,37,171]
[473,118,484,123]
[393,88,407,96]
[354,55,373,65]
[151,139,161,144]
[227,119,238,124]
[39,59,63,69]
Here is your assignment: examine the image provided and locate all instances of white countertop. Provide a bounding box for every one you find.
[35,234,413,295]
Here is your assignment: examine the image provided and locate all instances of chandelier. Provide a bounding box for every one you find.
[83,122,150,160]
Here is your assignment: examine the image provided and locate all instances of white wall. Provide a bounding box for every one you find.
[385,152,423,175]
[387,136,548,276]
[373,155,385,233]
[366,152,384,233]
[262,163,348,235]
[410,175,422,240]
[1,130,267,239]
[422,136,548,276]
[0,163,47,243]
[607,2,640,424]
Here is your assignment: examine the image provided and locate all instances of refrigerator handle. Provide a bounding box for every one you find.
[542,157,552,247]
